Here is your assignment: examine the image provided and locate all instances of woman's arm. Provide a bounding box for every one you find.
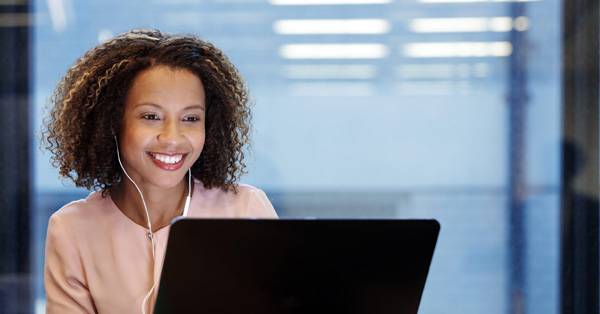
[44,214,97,313]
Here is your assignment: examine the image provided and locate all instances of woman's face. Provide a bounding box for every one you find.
[119,65,206,189]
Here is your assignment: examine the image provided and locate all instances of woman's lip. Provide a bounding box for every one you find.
[148,151,187,156]
[147,152,187,171]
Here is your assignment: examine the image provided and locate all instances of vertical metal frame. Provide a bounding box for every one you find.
[507,2,528,314]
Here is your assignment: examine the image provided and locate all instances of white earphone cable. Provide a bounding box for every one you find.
[183,168,192,217]
[115,137,156,256]
[114,137,192,314]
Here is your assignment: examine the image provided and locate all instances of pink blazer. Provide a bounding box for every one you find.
[44,180,277,314]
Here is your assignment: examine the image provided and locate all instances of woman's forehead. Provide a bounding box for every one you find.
[125,65,206,111]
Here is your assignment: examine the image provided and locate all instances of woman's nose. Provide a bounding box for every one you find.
[157,119,182,143]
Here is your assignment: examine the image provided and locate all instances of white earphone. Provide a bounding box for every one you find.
[114,135,191,314]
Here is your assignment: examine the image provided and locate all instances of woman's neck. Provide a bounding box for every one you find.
[110,178,191,232]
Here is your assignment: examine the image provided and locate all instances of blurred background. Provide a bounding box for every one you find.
[0,0,598,313]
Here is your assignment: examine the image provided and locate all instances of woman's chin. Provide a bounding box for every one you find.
[146,174,189,190]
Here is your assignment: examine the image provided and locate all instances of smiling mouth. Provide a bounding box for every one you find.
[147,152,188,170]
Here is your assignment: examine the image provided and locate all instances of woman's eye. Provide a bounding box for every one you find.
[183,115,201,122]
[142,113,160,120]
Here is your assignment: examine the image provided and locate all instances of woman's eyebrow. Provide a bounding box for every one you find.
[134,102,162,109]
[134,102,205,111]
[183,104,205,111]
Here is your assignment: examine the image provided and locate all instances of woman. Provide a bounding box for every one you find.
[43,29,277,314]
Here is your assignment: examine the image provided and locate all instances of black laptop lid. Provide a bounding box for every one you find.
[154,219,440,314]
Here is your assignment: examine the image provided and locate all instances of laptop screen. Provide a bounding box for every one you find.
[155,219,439,314]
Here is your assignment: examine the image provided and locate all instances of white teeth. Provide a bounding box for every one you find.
[152,153,183,164]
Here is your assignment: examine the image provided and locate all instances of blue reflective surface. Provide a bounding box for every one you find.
[32,0,561,313]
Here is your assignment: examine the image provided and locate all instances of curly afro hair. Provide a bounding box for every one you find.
[43,29,251,193]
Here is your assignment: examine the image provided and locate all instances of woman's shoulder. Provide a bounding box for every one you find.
[193,180,264,198]
[236,183,269,196]
[48,190,113,229]
[193,180,277,218]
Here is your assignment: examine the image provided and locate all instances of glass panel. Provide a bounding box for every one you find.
[31,0,561,313]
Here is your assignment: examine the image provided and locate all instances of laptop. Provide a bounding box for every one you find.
[154,219,440,314]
